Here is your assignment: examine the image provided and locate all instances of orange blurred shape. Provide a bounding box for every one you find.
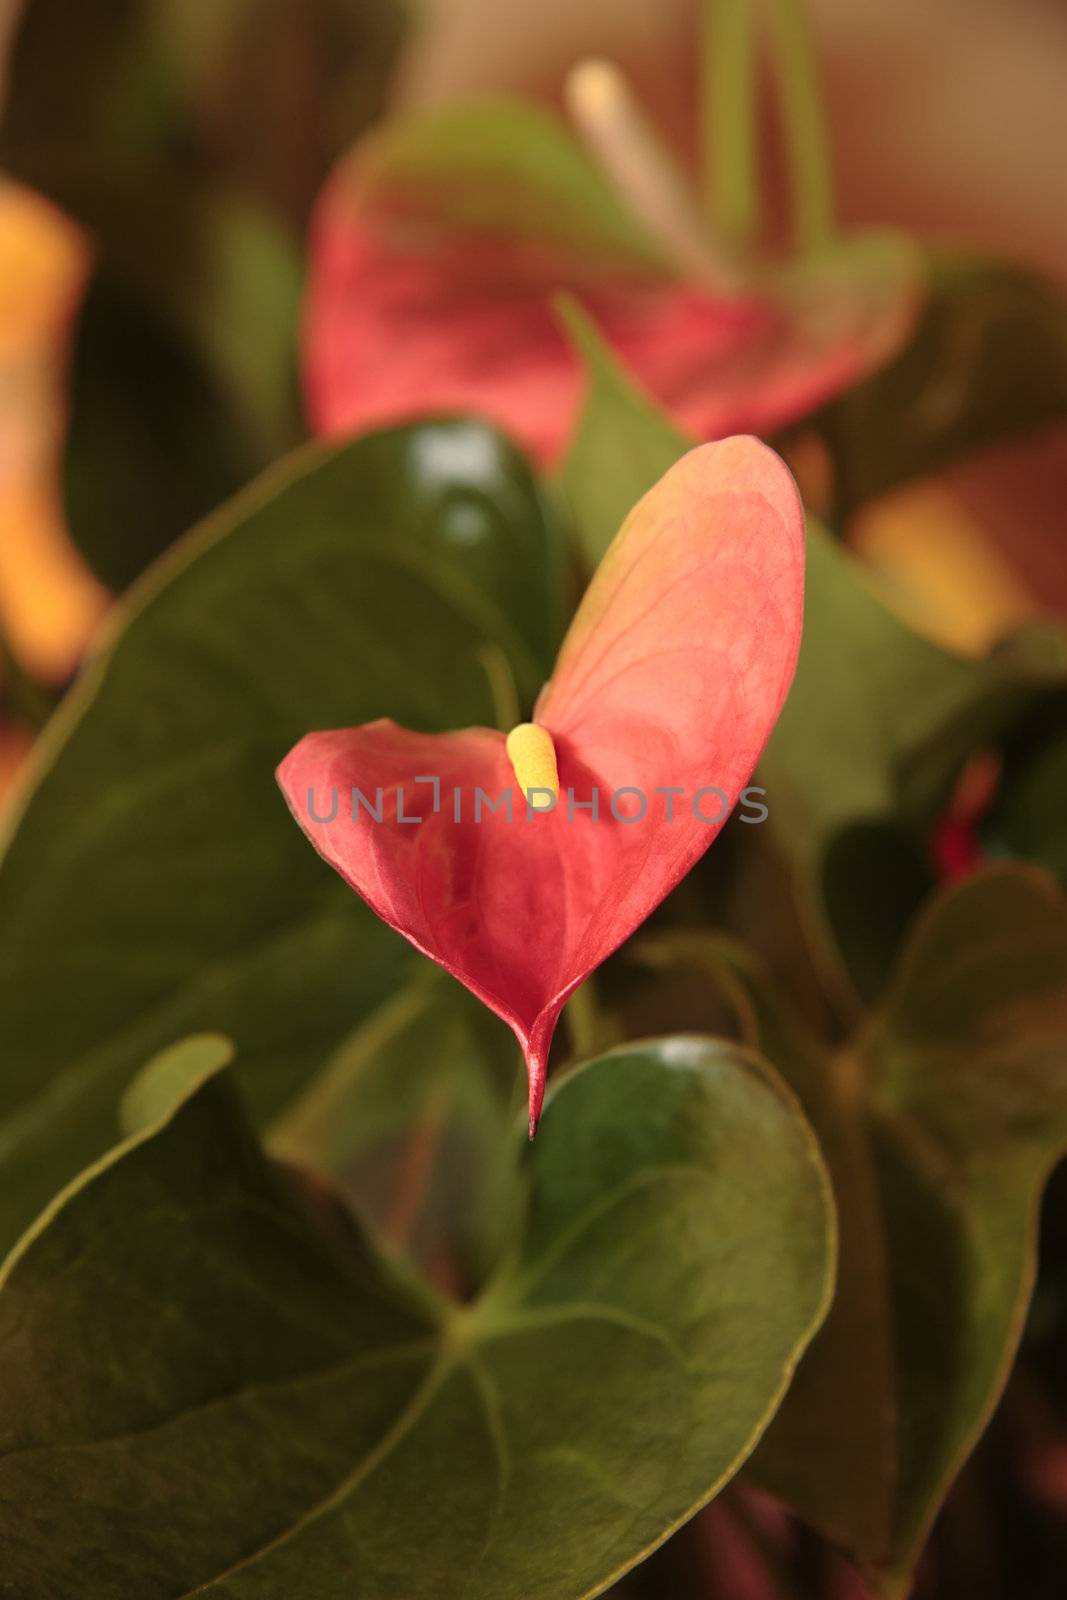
[0,180,109,684]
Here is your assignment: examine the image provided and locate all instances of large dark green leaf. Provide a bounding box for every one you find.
[814,254,1067,516]
[0,1037,834,1599]
[0,419,564,1255]
[632,869,1067,1594]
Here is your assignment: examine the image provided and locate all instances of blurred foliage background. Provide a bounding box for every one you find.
[1,3,1066,1597]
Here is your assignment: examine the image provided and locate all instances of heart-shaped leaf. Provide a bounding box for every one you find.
[0,420,564,1254]
[0,1036,834,1599]
[632,867,1067,1594]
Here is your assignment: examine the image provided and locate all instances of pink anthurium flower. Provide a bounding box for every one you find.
[303,62,917,465]
[277,436,804,1131]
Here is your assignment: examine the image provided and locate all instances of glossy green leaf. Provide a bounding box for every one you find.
[816,253,1067,515]
[0,1038,834,1599]
[633,869,1067,1594]
[0,419,564,1255]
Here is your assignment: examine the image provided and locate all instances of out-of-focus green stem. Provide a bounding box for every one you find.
[477,640,521,732]
[763,0,836,252]
[702,0,761,251]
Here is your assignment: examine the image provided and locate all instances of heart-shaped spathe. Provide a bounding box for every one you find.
[277,436,804,1129]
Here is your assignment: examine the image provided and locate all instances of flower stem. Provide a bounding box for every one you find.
[763,0,836,252]
[701,0,761,251]
[565,977,604,1062]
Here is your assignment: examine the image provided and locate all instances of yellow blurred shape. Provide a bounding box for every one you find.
[851,481,1037,656]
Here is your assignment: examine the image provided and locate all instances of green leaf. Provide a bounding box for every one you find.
[0,420,565,1256]
[63,265,262,592]
[45,175,305,589]
[981,705,1067,885]
[0,1038,834,1599]
[819,822,935,1003]
[270,969,525,1292]
[556,301,693,570]
[761,524,1067,870]
[119,1033,235,1135]
[816,253,1067,515]
[634,870,1067,1594]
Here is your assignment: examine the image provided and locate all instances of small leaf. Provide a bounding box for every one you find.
[634,869,1067,1593]
[0,1038,834,1599]
[0,420,564,1255]
[119,1033,235,1136]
